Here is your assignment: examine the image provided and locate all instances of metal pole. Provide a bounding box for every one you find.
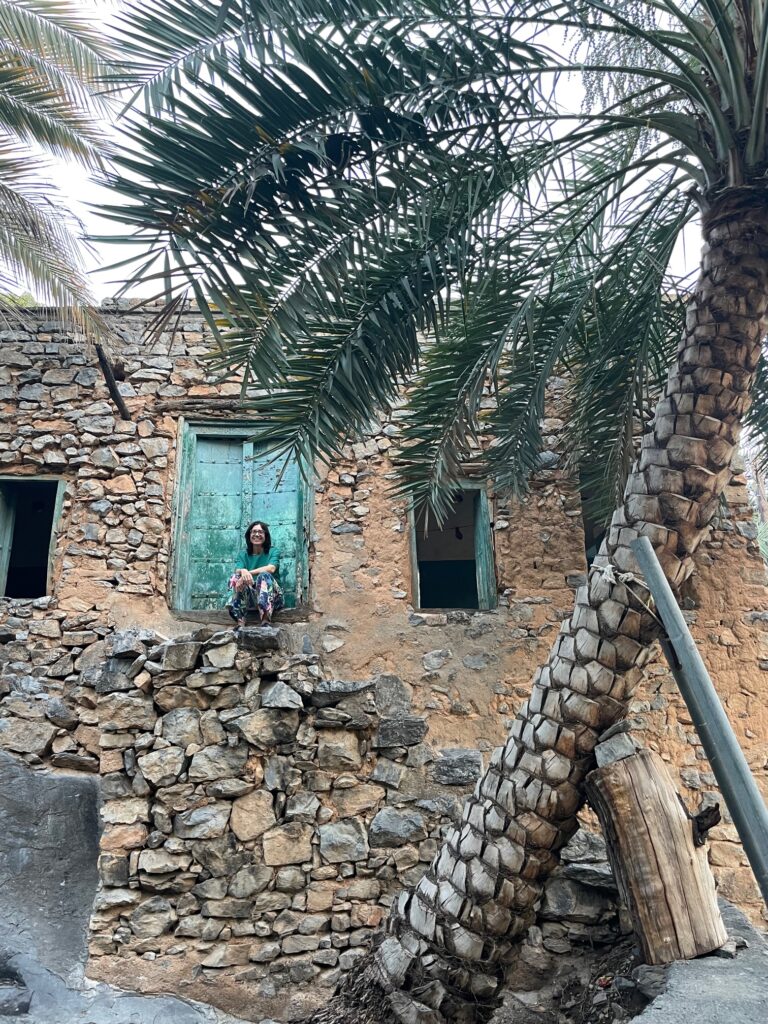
[630,536,768,907]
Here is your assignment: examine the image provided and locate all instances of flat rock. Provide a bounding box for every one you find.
[369,808,427,847]
[138,849,191,874]
[236,710,299,748]
[309,679,374,708]
[173,803,231,839]
[432,749,483,786]
[374,716,428,748]
[318,820,369,863]
[0,718,56,756]
[188,743,248,782]
[230,790,276,841]
[260,681,303,710]
[236,626,281,652]
[50,752,99,773]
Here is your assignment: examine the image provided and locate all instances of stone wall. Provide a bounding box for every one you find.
[82,624,628,1022]
[0,304,766,1018]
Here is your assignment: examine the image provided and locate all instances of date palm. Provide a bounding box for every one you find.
[106,1,768,1021]
[0,0,114,314]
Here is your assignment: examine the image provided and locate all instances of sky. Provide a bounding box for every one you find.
[54,1,702,303]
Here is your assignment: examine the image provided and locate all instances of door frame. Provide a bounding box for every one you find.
[408,481,497,611]
[169,419,312,611]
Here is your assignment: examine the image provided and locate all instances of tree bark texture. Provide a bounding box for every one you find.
[305,197,768,1024]
[585,748,727,964]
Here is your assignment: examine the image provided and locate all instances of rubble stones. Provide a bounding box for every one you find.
[161,643,201,671]
[0,718,56,755]
[98,693,156,732]
[309,679,373,708]
[539,877,615,924]
[261,681,303,709]
[160,708,202,747]
[129,897,177,938]
[317,730,361,770]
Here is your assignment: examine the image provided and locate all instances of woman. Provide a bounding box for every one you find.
[227,520,284,629]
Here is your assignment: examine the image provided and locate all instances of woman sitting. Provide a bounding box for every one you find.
[227,520,284,629]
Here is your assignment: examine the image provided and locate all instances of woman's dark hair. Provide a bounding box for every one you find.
[244,520,271,555]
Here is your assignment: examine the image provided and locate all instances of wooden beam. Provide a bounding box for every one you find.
[94,343,131,421]
[586,748,727,964]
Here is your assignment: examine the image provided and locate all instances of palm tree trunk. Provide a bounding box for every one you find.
[304,194,768,1024]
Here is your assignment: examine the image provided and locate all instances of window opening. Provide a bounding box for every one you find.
[415,491,480,609]
[0,479,60,598]
[172,422,309,612]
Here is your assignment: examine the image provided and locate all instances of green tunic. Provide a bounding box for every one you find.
[237,548,280,584]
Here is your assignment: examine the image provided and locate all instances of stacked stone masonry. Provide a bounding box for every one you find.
[0,304,766,1018]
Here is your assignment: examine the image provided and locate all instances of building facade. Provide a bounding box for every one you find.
[0,303,766,1018]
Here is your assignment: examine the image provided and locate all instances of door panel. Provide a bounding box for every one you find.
[187,437,245,610]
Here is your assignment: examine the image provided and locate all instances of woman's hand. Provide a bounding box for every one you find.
[237,569,254,588]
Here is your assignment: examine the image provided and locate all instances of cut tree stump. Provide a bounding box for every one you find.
[586,747,727,964]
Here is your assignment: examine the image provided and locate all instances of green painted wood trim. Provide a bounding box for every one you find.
[474,488,497,610]
[0,483,16,594]
[46,480,68,594]
[299,471,313,606]
[407,506,421,608]
[170,419,197,610]
[242,441,254,531]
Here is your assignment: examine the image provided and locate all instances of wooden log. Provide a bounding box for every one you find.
[586,748,727,964]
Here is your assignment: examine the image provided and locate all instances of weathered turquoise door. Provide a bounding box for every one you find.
[172,423,308,610]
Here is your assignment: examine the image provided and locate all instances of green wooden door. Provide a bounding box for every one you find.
[174,425,307,611]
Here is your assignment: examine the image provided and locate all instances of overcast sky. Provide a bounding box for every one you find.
[58,2,701,302]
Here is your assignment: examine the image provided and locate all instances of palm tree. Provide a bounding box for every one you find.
[0,0,114,316]
[105,2,768,1021]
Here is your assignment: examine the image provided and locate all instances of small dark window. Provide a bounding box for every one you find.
[413,489,496,610]
[0,479,61,598]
